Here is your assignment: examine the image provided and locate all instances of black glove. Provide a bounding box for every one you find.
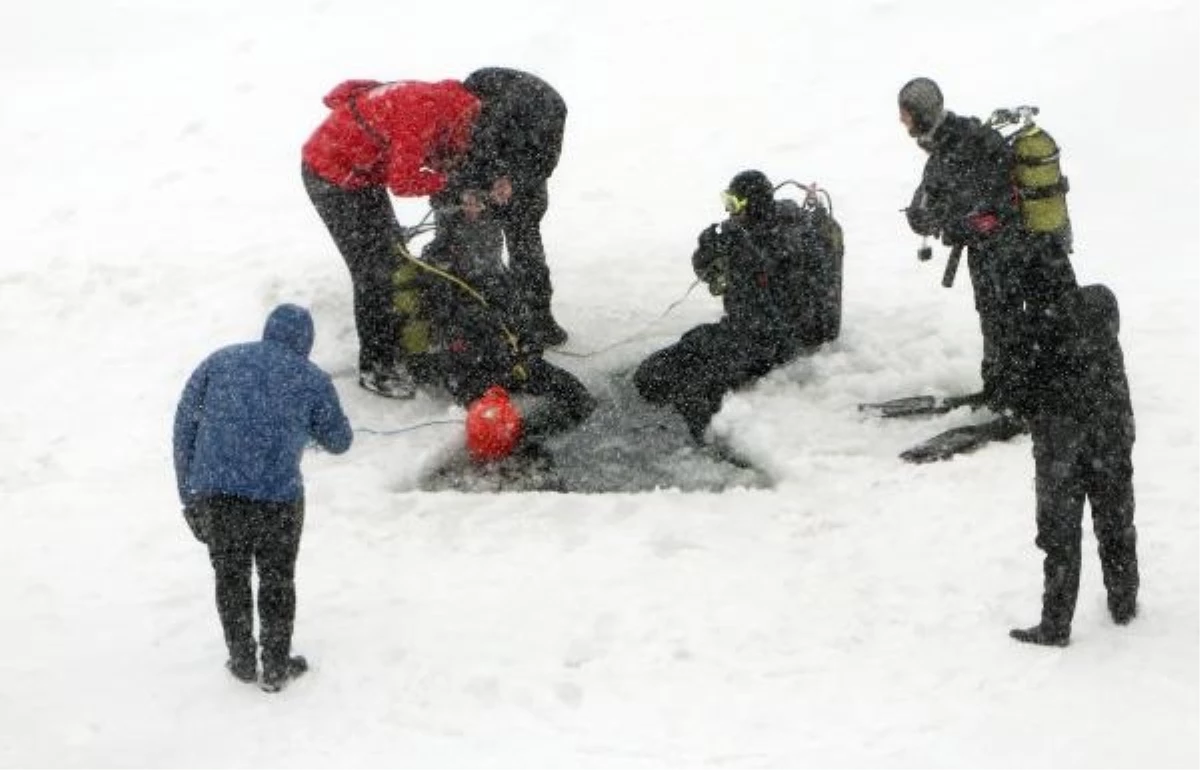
[694,224,729,293]
[183,502,209,545]
[698,223,720,251]
[905,185,940,237]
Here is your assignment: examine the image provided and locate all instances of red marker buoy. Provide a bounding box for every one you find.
[465,386,523,461]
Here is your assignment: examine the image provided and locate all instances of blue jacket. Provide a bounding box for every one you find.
[173,304,353,504]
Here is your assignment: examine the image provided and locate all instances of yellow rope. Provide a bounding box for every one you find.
[392,239,523,359]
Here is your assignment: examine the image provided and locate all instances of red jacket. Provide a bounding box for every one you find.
[302,79,480,196]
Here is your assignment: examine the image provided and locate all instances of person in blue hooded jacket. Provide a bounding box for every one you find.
[173,303,353,692]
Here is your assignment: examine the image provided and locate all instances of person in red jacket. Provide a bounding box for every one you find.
[302,78,481,398]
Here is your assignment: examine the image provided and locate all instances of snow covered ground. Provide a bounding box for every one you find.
[1,0,1196,766]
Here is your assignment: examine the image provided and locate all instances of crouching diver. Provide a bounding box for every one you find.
[393,205,595,454]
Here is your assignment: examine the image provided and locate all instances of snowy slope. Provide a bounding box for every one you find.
[0,0,1196,766]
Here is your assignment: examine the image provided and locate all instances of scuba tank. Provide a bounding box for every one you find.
[775,181,844,345]
[987,106,1072,245]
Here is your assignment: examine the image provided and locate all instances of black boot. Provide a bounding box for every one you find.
[225,656,257,684]
[677,398,716,446]
[683,412,710,445]
[1109,596,1138,625]
[1017,561,1077,648]
[525,312,568,348]
[358,363,417,399]
[1100,529,1139,626]
[1009,623,1070,647]
[260,655,309,693]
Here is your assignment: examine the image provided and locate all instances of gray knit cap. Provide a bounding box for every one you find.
[898,77,944,134]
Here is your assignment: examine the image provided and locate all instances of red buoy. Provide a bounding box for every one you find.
[465,386,523,461]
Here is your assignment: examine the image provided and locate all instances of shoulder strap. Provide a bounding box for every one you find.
[347,92,391,152]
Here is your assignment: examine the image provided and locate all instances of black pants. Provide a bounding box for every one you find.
[199,495,305,670]
[635,323,778,438]
[968,244,1019,405]
[303,162,402,373]
[497,180,553,313]
[1029,413,1138,631]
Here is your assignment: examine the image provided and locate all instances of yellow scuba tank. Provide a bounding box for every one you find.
[988,106,1071,238]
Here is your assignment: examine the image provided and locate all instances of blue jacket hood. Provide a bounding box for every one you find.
[263,303,314,357]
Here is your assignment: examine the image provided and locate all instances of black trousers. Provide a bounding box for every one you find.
[199,495,305,670]
[635,323,778,438]
[967,244,1018,404]
[303,162,402,373]
[1029,413,1138,631]
[496,180,553,313]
